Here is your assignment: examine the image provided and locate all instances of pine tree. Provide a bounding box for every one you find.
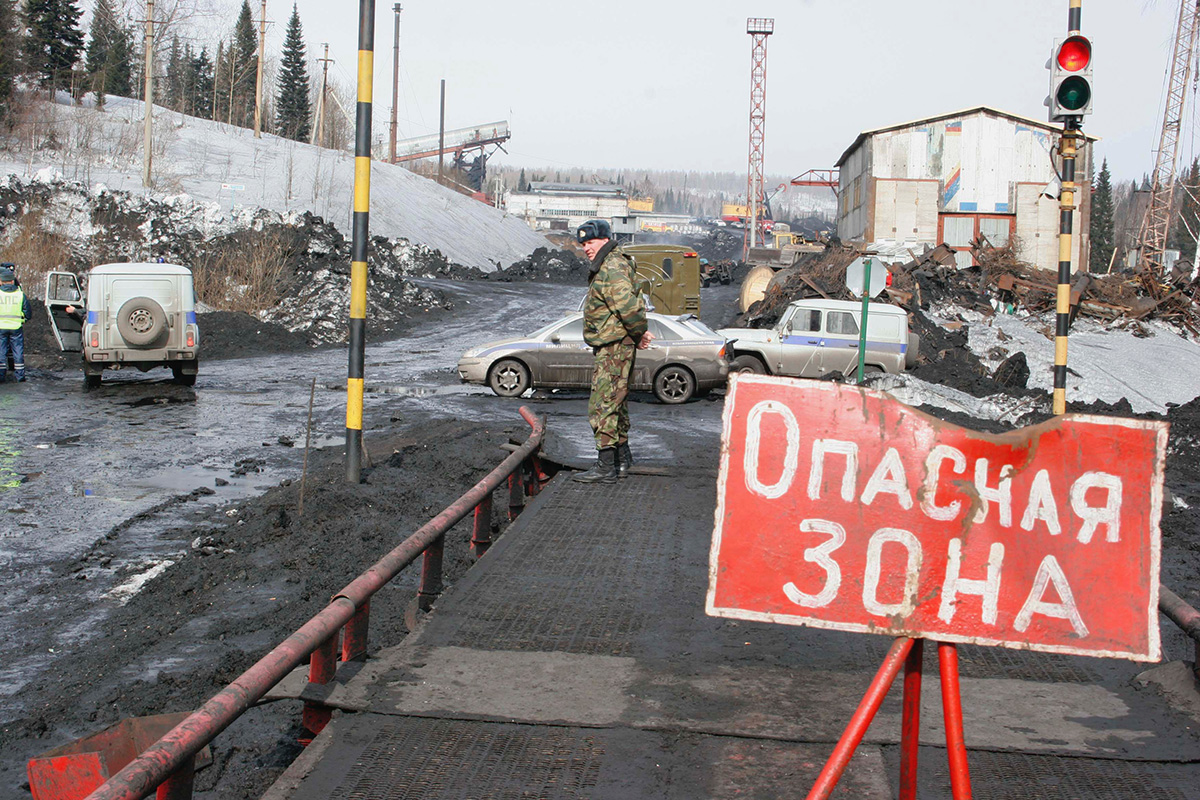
[213,39,226,121]
[274,4,310,141]
[83,0,129,101]
[22,0,85,96]
[518,167,526,191]
[0,0,21,123]
[190,47,214,119]
[1090,158,1115,273]
[229,0,258,127]
[164,35,182,109]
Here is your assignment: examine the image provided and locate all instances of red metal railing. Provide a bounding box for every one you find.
[1160,584,1200,681]
[78,407,546,800]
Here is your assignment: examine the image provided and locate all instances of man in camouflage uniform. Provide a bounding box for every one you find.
[573,220,653,484]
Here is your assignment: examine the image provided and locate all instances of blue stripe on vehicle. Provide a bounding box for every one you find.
[87,311,98,324]
[781,336,906,354]
[186,311,197,324]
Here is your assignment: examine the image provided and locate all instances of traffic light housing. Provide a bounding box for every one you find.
[1046,35,1093,122]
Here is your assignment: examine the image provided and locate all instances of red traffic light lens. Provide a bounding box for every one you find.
[1057,36,1091,72]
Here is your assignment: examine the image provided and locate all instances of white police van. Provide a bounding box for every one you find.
[720,298,918,379]
[45,263,200,388]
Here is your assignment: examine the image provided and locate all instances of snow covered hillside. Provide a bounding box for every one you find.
[0,96,549,270]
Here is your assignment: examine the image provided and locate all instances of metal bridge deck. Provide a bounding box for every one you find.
[262,473,1200,800]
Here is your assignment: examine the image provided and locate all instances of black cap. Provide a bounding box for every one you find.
[575,219,612,244]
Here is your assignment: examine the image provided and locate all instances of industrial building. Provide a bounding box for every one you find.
[504,182,629,231]
[835,106,1095,271]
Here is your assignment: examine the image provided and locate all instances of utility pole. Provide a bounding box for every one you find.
[744,18,774,259]
[142,0,155,188]
[437,79,446,185]
[389,4,402,163]
[254,0,268,137]
[314,43,332,147]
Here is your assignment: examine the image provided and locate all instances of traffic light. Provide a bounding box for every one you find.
[1047,35,1093,122]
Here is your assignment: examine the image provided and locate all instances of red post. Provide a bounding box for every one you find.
[508,470,525,520]
[341,600,369,662]
[302,632,340,735]
[471,492,493,557]
[805,637,914,800]
[899,638,924,800]
[417,535,444,612]
[525,456,541,497]
[938,642,972,800]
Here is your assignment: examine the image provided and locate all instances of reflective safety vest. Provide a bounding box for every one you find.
[0,288,23,330]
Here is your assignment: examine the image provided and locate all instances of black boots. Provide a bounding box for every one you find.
[617,442,632,479]
[574,447,618,484]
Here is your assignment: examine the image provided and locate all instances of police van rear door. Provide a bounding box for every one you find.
[43,271,82,352]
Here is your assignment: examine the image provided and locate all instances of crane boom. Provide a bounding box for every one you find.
[1141,0,1200,271]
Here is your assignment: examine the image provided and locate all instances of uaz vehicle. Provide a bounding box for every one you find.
[45,263,201,388]
[623,244,701,316]
[720,298,918,379]
[458,311,729,404]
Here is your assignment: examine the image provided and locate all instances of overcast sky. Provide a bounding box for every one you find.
[241,0,1179,182]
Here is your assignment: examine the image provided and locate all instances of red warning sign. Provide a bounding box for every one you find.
[707,375,1167,661]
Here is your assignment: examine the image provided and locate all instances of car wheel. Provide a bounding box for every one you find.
[172,365,197,386]
[488,359,530,397]
[731,354,766,374]
[654,365,695,404]
[116,296,168,347]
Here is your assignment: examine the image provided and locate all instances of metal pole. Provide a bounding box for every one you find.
[899,638,923,800]
[389,4,402,163]
[805,637,915,800]
[939,642,973,799]
[315,43,331,147]
[254,0,267,138]
[345,0,375,483]
[437,78,445,185]
[141,0,154,188]
[857,258,871,383]
[1054,0,1084,416]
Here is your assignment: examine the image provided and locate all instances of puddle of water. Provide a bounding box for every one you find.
[130,465,280,500]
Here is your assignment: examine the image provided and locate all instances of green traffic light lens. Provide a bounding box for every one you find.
[1057,76,1091,111]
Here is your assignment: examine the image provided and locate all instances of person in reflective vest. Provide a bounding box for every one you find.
[0,265,29,382]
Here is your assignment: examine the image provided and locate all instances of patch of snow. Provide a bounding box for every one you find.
[0,96,550,270]
[872,373,1048,423]
[103,559,176,605]
[1173,495,1190,510]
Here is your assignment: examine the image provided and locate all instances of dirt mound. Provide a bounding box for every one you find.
[198,311,314,358]
[20,298,72,372]
[494,247,589,283]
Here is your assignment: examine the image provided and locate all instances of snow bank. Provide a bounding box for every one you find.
[0,96,549,270]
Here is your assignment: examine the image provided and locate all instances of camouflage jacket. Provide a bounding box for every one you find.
[583,242,648,347]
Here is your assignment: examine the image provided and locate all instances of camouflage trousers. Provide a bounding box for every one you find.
[588,340,635,450]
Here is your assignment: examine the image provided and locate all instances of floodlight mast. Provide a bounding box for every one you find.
[745,17,774,260]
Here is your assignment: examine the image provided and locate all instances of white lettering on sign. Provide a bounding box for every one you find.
[973,459,1014,527]
[744,401,799,499]
[782,519,845,608]
[1071,472,1123,544]
[938,539,1005,626]
[860,447,913,510]
[920,445,966,521]
[808,439,858,502]
[862,528,922,618]
[1015,555,1089,637]
[1020,469,1062,537]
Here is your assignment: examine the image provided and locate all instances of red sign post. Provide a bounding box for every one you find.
[708,375,1168,798]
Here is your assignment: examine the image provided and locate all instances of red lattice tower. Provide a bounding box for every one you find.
[744,18,774,260]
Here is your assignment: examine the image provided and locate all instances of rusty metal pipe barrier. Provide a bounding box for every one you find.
[1160,584,1200,681]
[79,407,546,800]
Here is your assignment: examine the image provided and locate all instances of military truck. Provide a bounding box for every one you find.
[623,244,701,316]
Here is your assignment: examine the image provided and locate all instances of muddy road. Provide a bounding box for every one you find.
[0,279,743,799]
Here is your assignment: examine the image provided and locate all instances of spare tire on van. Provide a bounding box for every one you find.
[117,296,169,347]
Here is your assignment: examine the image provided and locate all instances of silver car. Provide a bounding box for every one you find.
[458,312,730,404]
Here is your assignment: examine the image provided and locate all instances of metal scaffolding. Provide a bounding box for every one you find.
[745,17,774,260]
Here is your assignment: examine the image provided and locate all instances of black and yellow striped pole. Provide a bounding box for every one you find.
[1053,125,1079,416]
[1053,0,1084,416]
[346,0,375,483]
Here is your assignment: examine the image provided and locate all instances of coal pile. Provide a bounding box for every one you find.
[494,247,590,284]
[197,311,313,357]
